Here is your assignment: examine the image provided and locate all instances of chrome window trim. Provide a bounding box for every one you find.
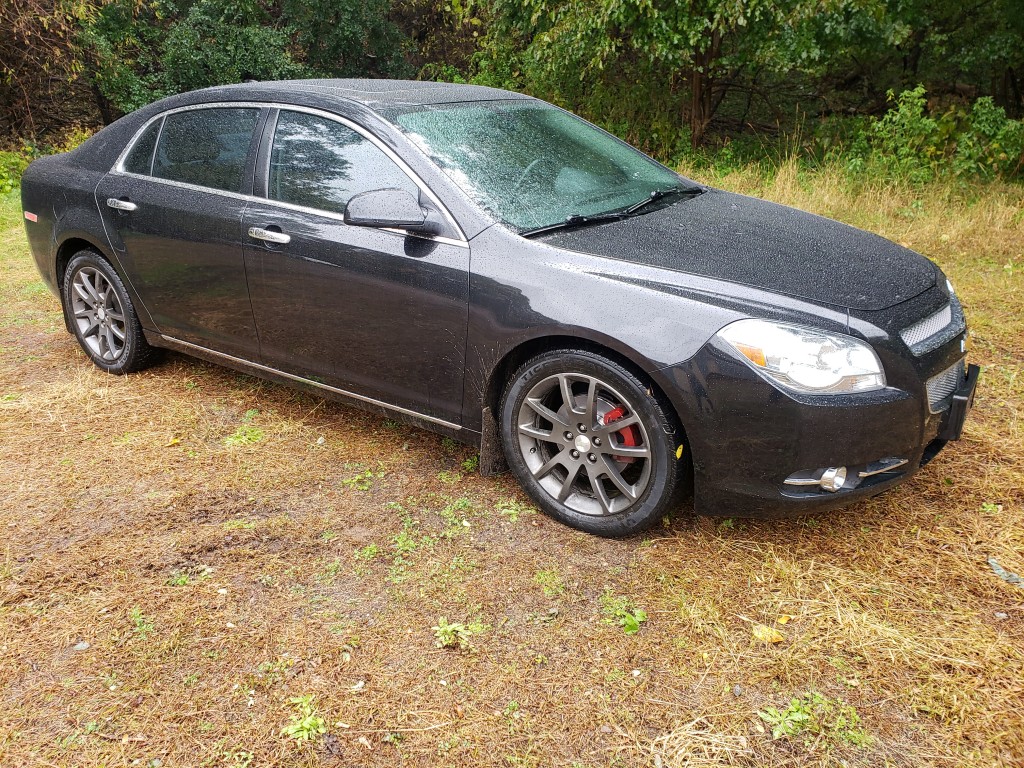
[160,335,462,430]
[111,101,468,246]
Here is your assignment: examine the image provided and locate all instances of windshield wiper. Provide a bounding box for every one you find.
[519,185,703,238]
[623,185,701,215]
[519,211,629,238]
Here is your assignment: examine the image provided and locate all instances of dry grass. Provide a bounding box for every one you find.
[0,168,1022,768]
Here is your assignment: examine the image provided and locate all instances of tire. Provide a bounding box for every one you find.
[500,349,690,537]
[62,250,159,374]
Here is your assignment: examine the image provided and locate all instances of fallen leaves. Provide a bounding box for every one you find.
[752,623,785,644]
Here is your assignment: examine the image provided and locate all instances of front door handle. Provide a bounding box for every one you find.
[106,197,138,212]
[248,226,291,245]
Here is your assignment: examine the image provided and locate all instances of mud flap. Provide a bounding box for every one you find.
[478,406,509,477]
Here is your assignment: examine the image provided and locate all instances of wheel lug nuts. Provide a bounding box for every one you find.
[578,424,587,432]
[593,437,601,446]
[570,449,580,459]
[564,431,573,440]
[587,453,597,463]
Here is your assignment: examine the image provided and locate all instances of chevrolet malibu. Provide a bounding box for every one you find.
[20,79,979,536]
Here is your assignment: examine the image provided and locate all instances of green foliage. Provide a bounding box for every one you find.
[432,616,488,651]
[79,0,410,116]
[476,0,900,149]
[758,692,869,746]
[952,97,1024,178]
[436,495,473,533]
[848,86,1024,181]
[280,694,327,742]
[0,150,32,195]
[224,425,264,446]
[77,0,166,114]
[342,468,379,490]
[385,502,436,582]
[161,0,306,95]
[600,589,647,635]
[1,124,95,191]
[280,0,411,78]
[495,498,534,522]
[129,605,154,639]
[533,568,565,597]
[354,543,380,561]
[866,85,940,181]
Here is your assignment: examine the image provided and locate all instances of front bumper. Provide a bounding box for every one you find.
[656,338,979,518]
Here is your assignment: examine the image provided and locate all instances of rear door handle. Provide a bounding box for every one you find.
[106,198,138,212]
[248,226,291,245]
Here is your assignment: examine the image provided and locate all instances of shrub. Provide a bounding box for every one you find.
[851,86,1024,182]
[0,152,29,195]
[953,97,1024,179]
[868,85,940,182]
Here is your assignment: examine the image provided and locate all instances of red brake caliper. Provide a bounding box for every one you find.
[601,406,641,464]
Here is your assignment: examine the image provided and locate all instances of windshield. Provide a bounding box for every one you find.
[387,100,695,232]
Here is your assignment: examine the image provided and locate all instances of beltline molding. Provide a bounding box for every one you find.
[160,335,462,430]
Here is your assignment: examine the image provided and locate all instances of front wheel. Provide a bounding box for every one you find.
[500,349,689,537]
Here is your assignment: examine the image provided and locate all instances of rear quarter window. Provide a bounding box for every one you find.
[123,119,161,176]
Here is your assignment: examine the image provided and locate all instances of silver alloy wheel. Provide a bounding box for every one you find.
[516,372,653,516]
[70,266,127,362]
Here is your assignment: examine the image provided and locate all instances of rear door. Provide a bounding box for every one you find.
[242,107,470,425]
[96,106,264,359]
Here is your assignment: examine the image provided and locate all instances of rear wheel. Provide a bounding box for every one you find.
[62,250,158,374]
[500,349,689,536]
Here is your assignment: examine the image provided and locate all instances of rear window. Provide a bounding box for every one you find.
[151,108,260,192]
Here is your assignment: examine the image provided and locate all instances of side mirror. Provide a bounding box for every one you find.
[343,188,426,229]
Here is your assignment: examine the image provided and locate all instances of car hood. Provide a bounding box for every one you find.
[535,189,936,310]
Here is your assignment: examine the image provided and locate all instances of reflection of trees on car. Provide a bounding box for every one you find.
[270,115,355,214]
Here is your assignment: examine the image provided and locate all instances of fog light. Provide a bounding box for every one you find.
[820,466,847,492]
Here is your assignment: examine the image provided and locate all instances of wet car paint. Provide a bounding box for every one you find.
[20,79,976,518]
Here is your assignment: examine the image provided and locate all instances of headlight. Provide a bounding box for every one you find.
[717,319,885,394]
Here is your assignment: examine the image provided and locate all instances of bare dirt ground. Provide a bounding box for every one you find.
[1,171,1022,767]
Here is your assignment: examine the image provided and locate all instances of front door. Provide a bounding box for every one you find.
[242,108,470,425]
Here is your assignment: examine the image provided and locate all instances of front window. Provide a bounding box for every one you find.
[269,110,419,216]
[387,100,694,232]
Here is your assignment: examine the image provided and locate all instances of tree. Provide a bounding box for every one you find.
[79,0,411,120]
[0,0,94,135]
[281,0,411,78]
[485,0,906,148]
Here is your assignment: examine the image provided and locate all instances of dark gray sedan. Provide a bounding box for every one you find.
[20,79,978,536]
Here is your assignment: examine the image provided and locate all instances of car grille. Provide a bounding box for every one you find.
[901,304,952,348]
[926,359,965,413]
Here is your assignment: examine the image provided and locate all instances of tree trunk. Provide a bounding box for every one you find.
[689,28,722,149]
[1005,66,1021,118]
[91,82,115,126]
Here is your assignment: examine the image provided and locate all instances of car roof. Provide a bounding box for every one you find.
[61,79,536,175]
[198,79,534,110]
